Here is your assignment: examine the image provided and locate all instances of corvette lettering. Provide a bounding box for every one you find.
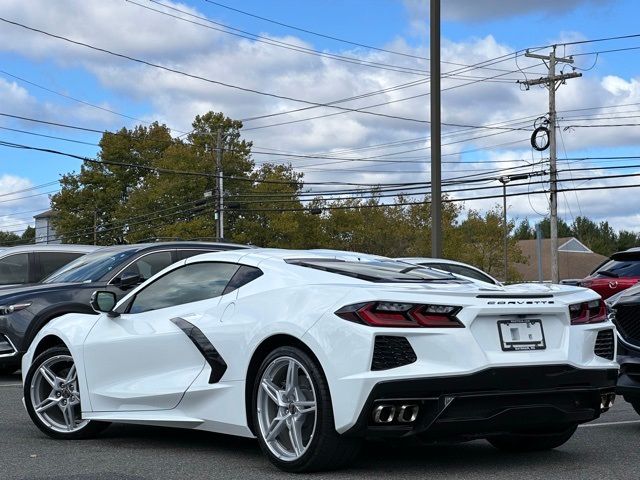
[487,300,555,305]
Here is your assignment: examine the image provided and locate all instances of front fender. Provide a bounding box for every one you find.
[23,303,96,350]
[22,312,102,411]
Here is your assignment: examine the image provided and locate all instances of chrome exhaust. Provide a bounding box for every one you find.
[600,393,616,411]
[372,404,396,423]
[397,404,419,423]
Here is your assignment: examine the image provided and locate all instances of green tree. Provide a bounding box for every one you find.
[513,218,534,240]
[536,217,572,239]
[454,206,526,281]
[0,231,21,246]
[20,226,35,244]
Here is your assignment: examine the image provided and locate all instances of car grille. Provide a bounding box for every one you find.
[612,305,640,346]
[0,335,16,356]
[594,329,615,360]
[371,336,417,371]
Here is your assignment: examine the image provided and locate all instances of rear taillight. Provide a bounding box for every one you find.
[569,299,607,325]
[335,302,463,328]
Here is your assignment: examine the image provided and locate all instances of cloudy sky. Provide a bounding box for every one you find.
[0,0,639,235]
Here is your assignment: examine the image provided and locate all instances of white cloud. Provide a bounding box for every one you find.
[403,0,613,24]
[0,0,639,232]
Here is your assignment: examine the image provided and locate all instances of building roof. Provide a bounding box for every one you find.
[514,237,608,282]
[34,209,54,219]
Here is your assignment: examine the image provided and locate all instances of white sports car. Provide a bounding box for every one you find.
[22,249,618,472]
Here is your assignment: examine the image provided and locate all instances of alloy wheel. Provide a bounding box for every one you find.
[29,354,89,433]
[256,356,317,461]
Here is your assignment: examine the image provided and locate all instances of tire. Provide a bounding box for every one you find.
[252,346,361,472]
[24,346,109,440]
[487,425,577,452]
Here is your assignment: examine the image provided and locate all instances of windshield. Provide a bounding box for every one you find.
[287,259,462,283]
[43,248,139,284]
[596,259,640,278]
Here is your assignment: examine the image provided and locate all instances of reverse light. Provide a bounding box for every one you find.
[569,299,607,325]
[0,302,31,315]
[335,302,463,328]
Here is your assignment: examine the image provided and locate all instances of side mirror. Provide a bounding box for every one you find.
[114,272,141,289]
[90,291,119,317]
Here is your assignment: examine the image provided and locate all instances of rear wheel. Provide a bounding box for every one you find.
[487,425,577,452]
[24,346,109,439]
[252,346,360,472]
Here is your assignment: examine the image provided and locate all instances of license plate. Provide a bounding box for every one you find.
[497,319,546,351]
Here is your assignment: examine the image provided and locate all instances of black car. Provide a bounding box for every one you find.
[0,241,249,374]
[608,283,640,414]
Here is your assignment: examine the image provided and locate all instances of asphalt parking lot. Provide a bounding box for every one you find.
[1,372,639,480]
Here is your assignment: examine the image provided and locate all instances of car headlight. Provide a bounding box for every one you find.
[0,302,32,315]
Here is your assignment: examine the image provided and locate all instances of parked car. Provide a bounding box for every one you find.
[580,248,640,299]
[606,283,640,414]
[0,244,97,287]
[0,241,249,375]
[397,257,501,285]
[22,249,616,472]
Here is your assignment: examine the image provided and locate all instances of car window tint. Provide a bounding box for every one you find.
[120,251,174,282]
[0,253,28,285]
[176,249,218,261]
[129,262,240,314]
[597,260,640,277]
[446,264,495,284]
[44,248,139,283]
[38,252,84,280]
[223,265,263,295]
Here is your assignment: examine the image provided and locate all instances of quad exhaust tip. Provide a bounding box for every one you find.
[372,404,419,424]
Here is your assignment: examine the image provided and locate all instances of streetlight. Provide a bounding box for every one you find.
[498,174,529,282]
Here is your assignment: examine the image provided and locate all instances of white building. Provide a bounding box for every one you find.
[34,210,60,244]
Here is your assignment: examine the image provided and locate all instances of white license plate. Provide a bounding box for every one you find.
[497,319,546,351]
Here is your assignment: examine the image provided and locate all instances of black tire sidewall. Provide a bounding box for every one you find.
[251,346,331,472]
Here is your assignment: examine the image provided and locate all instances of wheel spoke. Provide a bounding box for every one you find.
[35,396,60,413]
[261,379,281,405]
[287,416,305,456]
[265,414,289,442]
[61,404,75,431]
[294,400,316,415]
[285,360,298,393]
[39,366,58,388]
[65,365,77,384]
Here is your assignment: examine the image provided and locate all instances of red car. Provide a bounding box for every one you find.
[580,248,640,299]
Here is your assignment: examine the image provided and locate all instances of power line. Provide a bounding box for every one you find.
[0,16,432,125]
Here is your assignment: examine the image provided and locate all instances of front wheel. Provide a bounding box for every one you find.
[252,346,360,472]
[24,346,109,440]
[487,425,577,452]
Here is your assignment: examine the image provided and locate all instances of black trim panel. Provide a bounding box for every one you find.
[345,365,617,438]
[171,317,227,383]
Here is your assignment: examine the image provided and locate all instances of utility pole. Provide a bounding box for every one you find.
[215,129,224,240]
[498,174,529,282]
[519,46,581,283]
[430,0,442,258]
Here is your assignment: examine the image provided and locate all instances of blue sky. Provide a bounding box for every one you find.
[1,0,640,234]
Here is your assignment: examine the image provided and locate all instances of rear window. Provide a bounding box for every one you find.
[596,259,640,278]
[286,259,462,283]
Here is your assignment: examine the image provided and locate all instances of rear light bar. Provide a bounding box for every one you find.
[335,302,463,328]
[569,299,607,325]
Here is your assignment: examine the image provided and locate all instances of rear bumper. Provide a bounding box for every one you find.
[344,365,617,439]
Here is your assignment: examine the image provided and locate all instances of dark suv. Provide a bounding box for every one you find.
[580,248,640,299]
[0,241,249,374]
[609,283,640,414]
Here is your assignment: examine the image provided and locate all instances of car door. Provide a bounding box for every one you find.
[83,261,241,412]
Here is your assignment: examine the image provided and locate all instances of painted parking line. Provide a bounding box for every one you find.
[0,383,21,388]
[579,420,640,428]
